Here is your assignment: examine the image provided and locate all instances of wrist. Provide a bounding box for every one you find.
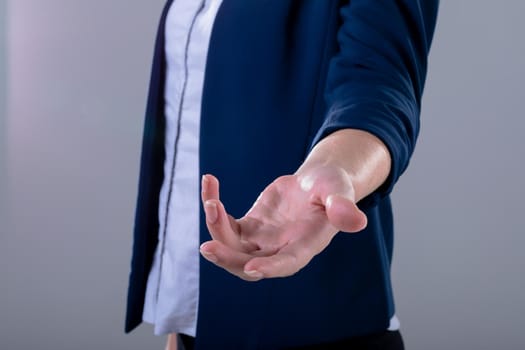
[296,129,391,203]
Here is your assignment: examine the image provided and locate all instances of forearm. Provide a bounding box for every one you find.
[296,129,391,203]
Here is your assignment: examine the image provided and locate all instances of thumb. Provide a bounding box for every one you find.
[325,194,367,233]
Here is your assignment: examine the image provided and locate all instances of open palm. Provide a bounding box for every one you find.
[200,165,367,281]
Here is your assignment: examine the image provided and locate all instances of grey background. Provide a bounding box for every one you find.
[1,0,7,237]
[1,1,524,349]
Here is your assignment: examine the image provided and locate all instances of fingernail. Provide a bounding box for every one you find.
[244,270,263,279]
[204,200,218,224]
[201,250,218,263]
[200,243,218,262]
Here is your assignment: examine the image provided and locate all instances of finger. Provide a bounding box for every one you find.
[201,174,259,251]
[236,216,282,253]
[201,173,240,247]
[243,218,339,278]
[203,199,239,247]
[204,199,259,252]
[201,174,219,202]
[201,174,240,235]
[200,241,263,281]
[243,243,312,279]
[243,228,330,279]
[325,194,367,232]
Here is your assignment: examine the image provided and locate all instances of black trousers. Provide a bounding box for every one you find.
[178,330,404,350]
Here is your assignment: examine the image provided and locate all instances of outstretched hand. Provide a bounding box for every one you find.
[199,165,368,281]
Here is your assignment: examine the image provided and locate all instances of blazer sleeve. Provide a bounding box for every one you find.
[310,0,439,207]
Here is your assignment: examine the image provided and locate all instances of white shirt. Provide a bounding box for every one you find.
[142,0,400,336]
[142,0,223,336]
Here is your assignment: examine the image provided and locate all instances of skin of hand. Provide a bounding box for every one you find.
[166,333,178,350]
[199,129,391,281]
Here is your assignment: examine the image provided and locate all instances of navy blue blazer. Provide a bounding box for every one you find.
[125,0,438,348]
